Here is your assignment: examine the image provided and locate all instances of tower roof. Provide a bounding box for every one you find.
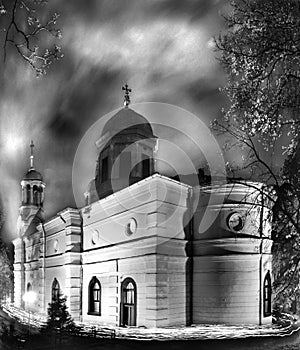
[23,168,43,181]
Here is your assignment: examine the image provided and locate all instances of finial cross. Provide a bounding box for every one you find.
[30,140,35,169]
[122,83,132,107]
[30,140,34,155]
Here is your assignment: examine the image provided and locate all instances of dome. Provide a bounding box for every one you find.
[23,168,43,181]
[102,108,154,137]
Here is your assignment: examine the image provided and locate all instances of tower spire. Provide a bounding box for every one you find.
[122,83,132,108]
[30,140,35,169]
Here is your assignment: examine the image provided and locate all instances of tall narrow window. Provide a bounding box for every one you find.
[52,278,60,302]
[120,278,137,327]
[26,184,31,204]
[141,154,150,178]
[101,156,108,182]
[88,277,101,315]
[22,187,26,204]
[33,185,39,205]
[263,271,272,317]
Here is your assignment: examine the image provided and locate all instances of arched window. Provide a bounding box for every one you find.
[88,277,101,315]
[33,185,39,205]
[101,156,109,182]
[26,184,31,204]
[27,282,32,292]
[52,278,60,302]
[22,187,26,204]
[141,154,150,178]
[120,278,137,327]
[263,271,272,317]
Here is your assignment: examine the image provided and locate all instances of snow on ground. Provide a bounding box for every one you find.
[2,304,299,341]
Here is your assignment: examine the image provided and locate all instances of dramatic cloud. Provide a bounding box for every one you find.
[0,0,229,242]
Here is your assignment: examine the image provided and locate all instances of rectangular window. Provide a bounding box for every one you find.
[142,154,150,178]
[101,156,108,182]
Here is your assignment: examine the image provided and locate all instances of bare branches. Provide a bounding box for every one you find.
[1,0,63,76]
[215,0,300,150]
[213,0,300,309]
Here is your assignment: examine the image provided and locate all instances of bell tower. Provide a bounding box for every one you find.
[14,141,45,308]
[18,140,45,234]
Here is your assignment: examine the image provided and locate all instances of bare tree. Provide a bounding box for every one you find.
[1,0,63,76]
[213,0,300,312]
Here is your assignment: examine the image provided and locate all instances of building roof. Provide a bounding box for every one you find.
[102,107,154,137]
[23,168,43,181]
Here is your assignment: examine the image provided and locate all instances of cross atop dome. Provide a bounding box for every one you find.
[122,83,132,108]
[30,140,35,169]
[23,139,43,180]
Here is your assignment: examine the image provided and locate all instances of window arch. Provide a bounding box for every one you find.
[88,277,101,315]
[120,278,137,327]
[52,278,60,302]
[263,271,272,317]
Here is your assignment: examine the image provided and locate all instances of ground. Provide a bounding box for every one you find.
[1,334,300,350]
[1,307,300,350]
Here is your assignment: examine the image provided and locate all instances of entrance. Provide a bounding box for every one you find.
[120,278,136,326]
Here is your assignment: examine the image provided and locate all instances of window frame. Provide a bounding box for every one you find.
[88,277,101,316]
[51,278,60,302]
[141,153,150,178]
[120,277,137,327]
[101,156,109,182]
[263,271,272,317]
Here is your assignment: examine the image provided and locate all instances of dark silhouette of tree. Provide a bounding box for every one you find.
[213,0,300,312]
[44,293,77,333]
[0,0,63,76]
[272,144,300,312]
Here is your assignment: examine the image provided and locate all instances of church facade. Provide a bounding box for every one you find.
[13,90,273,328]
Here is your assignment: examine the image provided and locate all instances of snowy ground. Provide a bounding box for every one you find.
[3,304,299,341]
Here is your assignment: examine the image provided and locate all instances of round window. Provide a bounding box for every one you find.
[53,239,59,253]
[227,212,244,232]
[91,230,100,245]
[125,218,137,236]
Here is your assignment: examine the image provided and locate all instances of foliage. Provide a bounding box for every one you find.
[213,0,300,311]
[272,144,300,312]
[0,240,13,303]
[44,293,77,333]
[215,0,300,152]
[0,0,63,76]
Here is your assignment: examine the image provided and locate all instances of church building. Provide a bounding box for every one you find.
[13,86,273,328]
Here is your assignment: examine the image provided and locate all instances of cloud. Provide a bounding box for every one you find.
[0,0,229,242]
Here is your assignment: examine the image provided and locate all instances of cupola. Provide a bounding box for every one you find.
[21,141,45,207]
[91,85,157,201]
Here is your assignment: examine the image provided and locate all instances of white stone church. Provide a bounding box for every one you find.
[13,87,273,328]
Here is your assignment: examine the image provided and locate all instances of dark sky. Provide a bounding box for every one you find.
[0,0,231,242]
